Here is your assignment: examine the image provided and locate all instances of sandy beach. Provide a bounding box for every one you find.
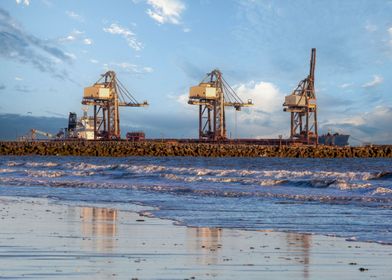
[0,196,390,279]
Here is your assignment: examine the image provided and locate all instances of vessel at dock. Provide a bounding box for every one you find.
[318,133,350,146]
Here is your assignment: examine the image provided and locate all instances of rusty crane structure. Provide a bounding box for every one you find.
[82,71,148,140]
[188,69,253,141]
[283,48,318,145]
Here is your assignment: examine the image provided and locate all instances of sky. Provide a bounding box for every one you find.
[0,0,392,144]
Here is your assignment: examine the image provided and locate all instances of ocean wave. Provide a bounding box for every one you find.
[5,161,59,168]
[26,162,59,167]
[331,180,373,190]
[26,170,65,178]
[0,168,17,173]
[5,161,25,167]
[64,162,120,171]
[369,171,392,180]
[6,160,381,184]
[372,187,392,195]
[1,176,391,205]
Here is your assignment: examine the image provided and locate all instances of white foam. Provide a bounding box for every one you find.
[26,170,64,178]
[373,187,392,195]
[26,162,59,167]
[0,168,16,173]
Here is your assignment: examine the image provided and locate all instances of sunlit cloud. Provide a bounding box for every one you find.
[83,38,93,45]
[362,75,383,88]
[58,30,84,43]
[66,10,84,22]
[103,23,142,51]
[15,0,30,6]
[146,0,185,25]
[340,83,353,89]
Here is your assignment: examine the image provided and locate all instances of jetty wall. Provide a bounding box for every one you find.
[1,141,392,158]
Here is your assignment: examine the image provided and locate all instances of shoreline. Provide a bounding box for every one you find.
[1,196,391,279]
[1,141,392,158]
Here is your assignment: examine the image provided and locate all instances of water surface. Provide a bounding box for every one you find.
[0,156,391,244]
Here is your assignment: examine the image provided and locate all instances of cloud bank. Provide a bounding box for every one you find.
[0,8,73,79]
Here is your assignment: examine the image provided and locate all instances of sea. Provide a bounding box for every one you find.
[0,156,391,244]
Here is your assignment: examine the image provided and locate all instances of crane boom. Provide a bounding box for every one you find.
[31,129,54,139]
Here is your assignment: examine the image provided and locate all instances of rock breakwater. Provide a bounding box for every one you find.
[1,141,391,158]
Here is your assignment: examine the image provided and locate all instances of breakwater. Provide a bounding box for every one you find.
[1,141,392,158]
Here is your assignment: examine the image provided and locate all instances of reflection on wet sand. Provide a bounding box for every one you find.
[286,233,311,279]
[187,227,222,265]
[80,207,117,251]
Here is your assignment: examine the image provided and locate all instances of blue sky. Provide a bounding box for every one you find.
[0,0,391,143]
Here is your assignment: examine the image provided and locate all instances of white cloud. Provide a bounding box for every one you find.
[183,27,191,33]
[83,38,93,45]
[146,0,185,25]
[173,92,193,111]
[387,27,392,49]
[103,23,142,51]
[105,62,153,74]
[59,35,76,43]
[340,83,353,89]
[64,52,76,60]
[90,59,99,64]
[229,80,289,138]
[15,76,23,81]
[388,27,392,36]
[365,23,377,32]
[66,11,84,22]
[362,75,383,88]
[235,81,283,113]
[16,0,30,6]
[58,30,84,43]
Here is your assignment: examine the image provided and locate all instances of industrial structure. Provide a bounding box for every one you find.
[81,71,148,140]
[283,48,318,145]
[188,69,253,141]
[16,48,351,147]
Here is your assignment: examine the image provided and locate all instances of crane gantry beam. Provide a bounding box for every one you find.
[188,69,253,141]
[81,71,148,140]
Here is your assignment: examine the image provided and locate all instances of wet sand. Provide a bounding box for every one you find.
[0,196,391,279]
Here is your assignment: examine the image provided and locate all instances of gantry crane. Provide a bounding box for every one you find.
[188,69,253,141]
[283,48,318,145]
[82,71,148,140]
